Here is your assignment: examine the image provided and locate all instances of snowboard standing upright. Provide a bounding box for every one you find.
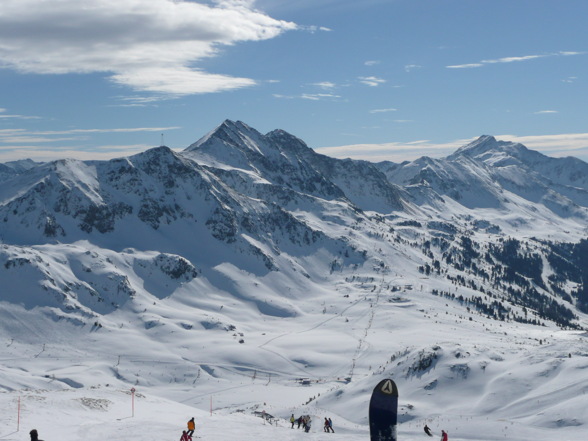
[369,379,399,441]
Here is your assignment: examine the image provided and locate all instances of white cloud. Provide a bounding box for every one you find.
[497,133,588,159]
[534,110,558,114]
[482,54,545,64]
[369,108,397,114]
[0,0,297,96]
[0,108,41,119]
[316,138,472,162]
[310,81,337,90]
[562,76,577,83]
[301,93,341,101]
[29,127,181,136]
[302,25,332,33]
[446,63,484,69]
[404,64,421,72]
[0,144,161,162]
[0,125,180,148]
[316,133,588,163]
[273,92,341,101]
[447,51,585,70]
[364,60,380,66]
[358,76,386,87]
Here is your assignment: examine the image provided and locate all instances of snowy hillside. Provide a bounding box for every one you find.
[1,121,587,441]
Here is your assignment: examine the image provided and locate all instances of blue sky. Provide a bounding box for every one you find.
[1,0,587,163]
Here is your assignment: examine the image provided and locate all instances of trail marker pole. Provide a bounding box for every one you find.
[17,396,21,431]
[131,387,136,417]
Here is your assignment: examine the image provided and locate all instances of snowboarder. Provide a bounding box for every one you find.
[187,417,195,437]
[424,424,433,436]
[29,430,44,441]
[290,414,296,428]
[180,430,191,441]
[440,429,448,441]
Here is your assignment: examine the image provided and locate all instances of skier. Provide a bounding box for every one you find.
[187,417,195,437]
[424,424,433,436]
[29,430,44,441]
[328,417,335,433]
[324,417,330,432]
[290,414,296,428]
[304,416,312,433]
[180,430,191,441]
[440,429,448,441]
[297,415,303,429]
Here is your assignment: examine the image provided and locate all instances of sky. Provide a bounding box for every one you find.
[1,0,588,164]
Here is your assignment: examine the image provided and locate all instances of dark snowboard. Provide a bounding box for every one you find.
[369,379,399,441]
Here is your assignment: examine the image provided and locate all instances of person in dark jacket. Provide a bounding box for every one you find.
[328,417,334,433]
[30,430,44,441]
[424,424,433,436]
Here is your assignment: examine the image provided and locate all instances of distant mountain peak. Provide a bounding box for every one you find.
[451,135,509,155]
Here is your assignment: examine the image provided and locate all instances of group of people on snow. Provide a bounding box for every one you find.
[323,417,335,433]
[424,424,448,440]
[289,414,334,433]
[179,417,196,441]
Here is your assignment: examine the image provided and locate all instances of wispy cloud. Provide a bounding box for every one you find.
[562,76,578,83]
[482,54,544,64]
[16,127,181,136]
[358,76,386,87]
[498,133,588,159]
[310,81,337,90]
[0,108,41,119]
[447,63,484,69]
[316,133,588,163]
[0,0,297,96]
[302,25,332,33]
[447,51,585,69]
[301,93,341,101]
[0,144,161,162]
[0,125,182,161]
[534,110,558,114]
[369,108,397,114]
[404,64,421,72]
[364,60,380,66]
[273,93,341,101]
[316,138,473,162]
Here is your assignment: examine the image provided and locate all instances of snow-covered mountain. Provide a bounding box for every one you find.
[1,121,587,441]
[377,135,588,220]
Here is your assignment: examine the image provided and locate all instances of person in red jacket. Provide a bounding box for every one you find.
[440,429,448,441]
[180,430,191,441]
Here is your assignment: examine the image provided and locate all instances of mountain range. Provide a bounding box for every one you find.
[1,120,587,441]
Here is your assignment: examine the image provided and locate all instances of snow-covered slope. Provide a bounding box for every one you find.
[1,122,587,441]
